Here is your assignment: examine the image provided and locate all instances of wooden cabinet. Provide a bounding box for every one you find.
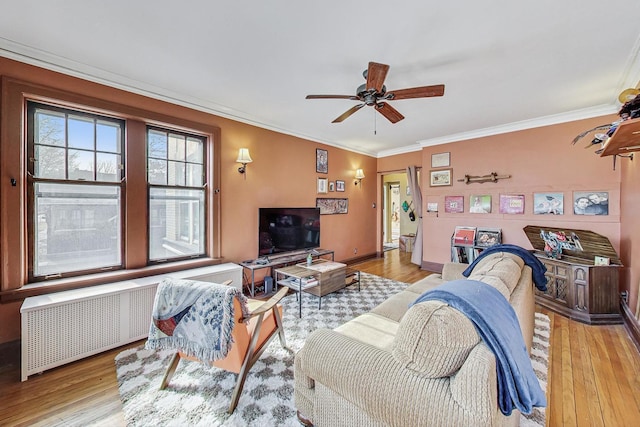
[524,225,622,325]
[535,256,621,324]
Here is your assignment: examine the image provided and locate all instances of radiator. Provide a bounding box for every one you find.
[20,263,242,381]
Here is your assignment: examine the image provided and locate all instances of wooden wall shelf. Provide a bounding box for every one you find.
[600,117,640,157]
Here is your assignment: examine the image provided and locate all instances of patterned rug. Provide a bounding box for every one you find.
[115,273,550,426]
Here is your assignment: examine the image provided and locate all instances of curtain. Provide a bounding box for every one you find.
[406,166,423,266]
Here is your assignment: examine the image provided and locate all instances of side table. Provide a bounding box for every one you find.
[274,265,320,318]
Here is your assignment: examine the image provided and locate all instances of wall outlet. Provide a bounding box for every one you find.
[621,291,629,303]
[354,248,358,254]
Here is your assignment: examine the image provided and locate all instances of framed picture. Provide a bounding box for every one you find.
[316,148,328,173]
[431,152,450,168]
[336,180,345,192]
[573,191,608,215]
[329,181,335,192]
[453,226,476,247]
[499,194,525,214]
[317,177,328,193]
[444,195,464,213]
[316,198,348,214]
[470,194,491,213]
[476,228,502,247]
[429,168,452,187]
[534,192,564,215]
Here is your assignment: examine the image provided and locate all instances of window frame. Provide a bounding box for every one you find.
[26,101,127,282]
[0,77,222,302]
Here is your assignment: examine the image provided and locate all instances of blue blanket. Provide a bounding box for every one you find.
[462,244,548,291]
[412,279,546,415]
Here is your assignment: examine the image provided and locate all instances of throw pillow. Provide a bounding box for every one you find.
[392,300,480,378]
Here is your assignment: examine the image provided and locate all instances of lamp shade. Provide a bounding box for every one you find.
[236,148,253,164]
[355,169,365,180]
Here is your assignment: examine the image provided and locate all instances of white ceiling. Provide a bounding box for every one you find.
[1,1,640,157]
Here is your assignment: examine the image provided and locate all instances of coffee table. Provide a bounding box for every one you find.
[274,260,347,317]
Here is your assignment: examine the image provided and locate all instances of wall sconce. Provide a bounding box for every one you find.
[354,168,365,186]
[236,148,253,177]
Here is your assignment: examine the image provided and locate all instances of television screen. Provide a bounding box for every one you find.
[258,208,320,255]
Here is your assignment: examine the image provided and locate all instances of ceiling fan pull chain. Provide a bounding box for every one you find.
[374,107,377,135]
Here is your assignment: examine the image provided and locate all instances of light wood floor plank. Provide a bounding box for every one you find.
[560,315,577,426]
[575,319,605,427]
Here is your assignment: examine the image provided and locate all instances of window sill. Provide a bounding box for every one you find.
[0,257,225,302]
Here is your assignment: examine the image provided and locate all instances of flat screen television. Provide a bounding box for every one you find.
[258,207,320,256]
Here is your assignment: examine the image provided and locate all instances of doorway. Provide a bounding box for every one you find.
[383,181,401,250]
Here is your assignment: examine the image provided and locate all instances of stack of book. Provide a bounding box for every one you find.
[279,276,318,290]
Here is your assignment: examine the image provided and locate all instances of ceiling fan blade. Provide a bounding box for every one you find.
[366,62,390,93]
[332,104,364,123]
[388,84,445,100]
[306,94,358,100]
[375,102,404,123]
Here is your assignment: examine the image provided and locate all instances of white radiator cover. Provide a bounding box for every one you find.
[20,263,242,381]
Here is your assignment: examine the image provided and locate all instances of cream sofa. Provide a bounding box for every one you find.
[294,251,536,427]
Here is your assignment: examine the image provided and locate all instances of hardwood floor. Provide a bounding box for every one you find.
[1,250,639,426]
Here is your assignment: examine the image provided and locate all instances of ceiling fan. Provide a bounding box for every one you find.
[305,61,445,124]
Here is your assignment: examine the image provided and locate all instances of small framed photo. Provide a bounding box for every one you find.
[329,181,335,192]
[431,152,450,168]
[317,177,328,193]
[316,148,328,174]
[429,168,452,187]
[336,180,345,192]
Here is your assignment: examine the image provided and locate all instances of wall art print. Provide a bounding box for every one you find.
[469,195,491,213]
[533,192,564,215]
[316,198,348,215]
[573,191,608,215]
[499,194,525,214]
[316,148,328,173]
[444,195,464,213]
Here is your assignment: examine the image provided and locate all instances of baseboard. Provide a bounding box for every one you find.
[343,253,378,265]
[421,261,443,274]
[621,300,640,353]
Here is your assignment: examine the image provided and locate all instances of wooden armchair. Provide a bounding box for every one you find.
[159,284,289,413]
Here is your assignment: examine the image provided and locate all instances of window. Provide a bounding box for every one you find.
[147,127,205,262]
[27,102,125,280]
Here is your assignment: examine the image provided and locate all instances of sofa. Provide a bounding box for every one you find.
[294,251,537,427]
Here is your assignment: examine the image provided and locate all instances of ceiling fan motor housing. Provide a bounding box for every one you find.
[357,83,386,105]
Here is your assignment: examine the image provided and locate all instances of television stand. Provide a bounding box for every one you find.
[239,248,335,296]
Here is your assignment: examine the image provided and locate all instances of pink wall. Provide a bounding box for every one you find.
[412,115,634,302]
[420,116,622,265]
[620,143,640,312]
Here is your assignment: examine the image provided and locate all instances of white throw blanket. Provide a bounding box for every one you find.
[145,277,250,362]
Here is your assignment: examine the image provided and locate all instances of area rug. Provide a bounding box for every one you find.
[115,273,550,426]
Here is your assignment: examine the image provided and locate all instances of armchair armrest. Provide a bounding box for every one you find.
[246,286,288,320]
